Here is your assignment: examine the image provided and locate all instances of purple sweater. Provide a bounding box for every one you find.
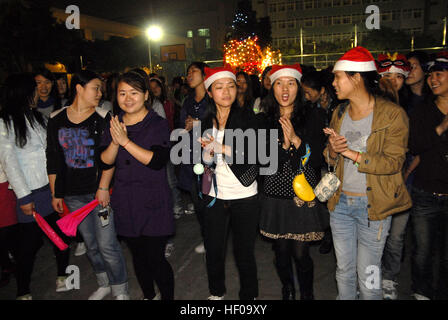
[101,110,174,237]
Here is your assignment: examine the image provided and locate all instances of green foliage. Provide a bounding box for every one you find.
[360,27,438,51]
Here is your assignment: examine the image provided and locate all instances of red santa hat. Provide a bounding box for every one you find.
[269,64,302,83]
[204,65,236,89]
[377,52,410,78]
[333,46,377,72]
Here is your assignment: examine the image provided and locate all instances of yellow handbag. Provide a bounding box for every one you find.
[292,144,316,202]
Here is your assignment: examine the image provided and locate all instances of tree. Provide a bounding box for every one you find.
[359,27,438,51]
[226,0,271,50]
[0,0,83,74]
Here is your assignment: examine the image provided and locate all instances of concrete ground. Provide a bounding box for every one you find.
[0,212,415,301]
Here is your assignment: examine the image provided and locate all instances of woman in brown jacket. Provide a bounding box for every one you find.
[323,47,411,300]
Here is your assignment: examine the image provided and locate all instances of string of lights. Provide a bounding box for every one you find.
[224,36,282,75]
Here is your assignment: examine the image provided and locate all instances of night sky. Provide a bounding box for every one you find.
[51,0,238,28]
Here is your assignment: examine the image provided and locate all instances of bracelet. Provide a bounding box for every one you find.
[122,139,131,148]
[353,152,360,165]
[354,151,363,167]
[98,187,109,191]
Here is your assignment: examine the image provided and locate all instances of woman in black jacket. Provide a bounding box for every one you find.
[198,66,260,300]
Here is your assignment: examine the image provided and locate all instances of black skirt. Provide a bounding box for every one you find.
[259,194,327,242]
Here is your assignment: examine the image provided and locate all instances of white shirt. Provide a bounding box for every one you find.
[207,128,258,200]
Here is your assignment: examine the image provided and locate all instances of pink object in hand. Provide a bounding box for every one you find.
[56,199,99,237]
[33,212,68,251]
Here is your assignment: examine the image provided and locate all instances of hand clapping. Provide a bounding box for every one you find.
[110,116,129,146]
[279,116,300,148]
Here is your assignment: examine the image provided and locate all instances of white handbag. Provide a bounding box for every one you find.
[314,150,341,202]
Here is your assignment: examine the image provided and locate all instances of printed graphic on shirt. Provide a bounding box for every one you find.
[344,130,368,163]
[58,127,95,168]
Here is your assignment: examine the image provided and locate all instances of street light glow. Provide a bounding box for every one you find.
[146,26,163,41]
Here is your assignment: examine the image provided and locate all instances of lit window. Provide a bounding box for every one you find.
[205,38,211,49]
[187,30,193,38]
[198,28,210,37]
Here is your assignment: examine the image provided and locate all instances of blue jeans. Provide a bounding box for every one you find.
[64,194,129,297]
[382,210,410,281]
[382,176,413,282]
[330,193,391,300]
[166,161,183,210]
[410,186,448,299]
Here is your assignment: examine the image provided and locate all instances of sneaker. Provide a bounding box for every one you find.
[184,203,195,215]
[207,294,224,300]
[88,286,111,300]
[413,293,430,300]
[165,242,175,258]
[16,294,32,300]
[74,242,87,256]
[153,292,161,300]
[382,279,398,300]
[116,294,130,300]
[195,242,205,254]
[56,276,73,292]
[142,292,161,300]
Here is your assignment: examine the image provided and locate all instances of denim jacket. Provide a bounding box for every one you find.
[0,118,49,204]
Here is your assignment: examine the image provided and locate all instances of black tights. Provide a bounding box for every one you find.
[123,235,174,300]
[16,213,71,296]
[0,224,19,271]
[274,239,314,298]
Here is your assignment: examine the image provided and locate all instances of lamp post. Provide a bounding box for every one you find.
[146,26,163,72]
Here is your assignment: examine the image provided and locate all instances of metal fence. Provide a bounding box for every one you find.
[205,46,447,71]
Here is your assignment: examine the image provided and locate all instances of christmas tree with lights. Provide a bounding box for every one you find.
[224,37,281,75]
[224,1,279,75]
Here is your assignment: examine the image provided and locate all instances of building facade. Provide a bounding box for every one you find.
[252,0,447,49]
[151,0,238,60]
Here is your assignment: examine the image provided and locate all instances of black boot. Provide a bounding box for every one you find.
[273,242,296,300]
[297,261,314,300]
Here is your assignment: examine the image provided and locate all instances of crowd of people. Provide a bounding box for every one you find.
[0,45,447,301]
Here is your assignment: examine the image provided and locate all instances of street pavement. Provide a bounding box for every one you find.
[0,211,415,300]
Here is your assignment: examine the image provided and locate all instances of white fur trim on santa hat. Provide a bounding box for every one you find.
[333,60,377,72]
[269,68,302,83]
[379,65,409,78]
[204,71,236,89]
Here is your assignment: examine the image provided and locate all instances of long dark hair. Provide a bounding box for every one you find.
[301,70,338,106]
[260,66,272,99]
[149,77,167,103]
[54,73,70,101]
[117,71,152,111]
[401,50,432,108]
[34,68,62,111]
[105,72,120,115]
[236,71,254,113]
[265,79,308,141]
[0,73,46,148]
[67,70,102,106]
